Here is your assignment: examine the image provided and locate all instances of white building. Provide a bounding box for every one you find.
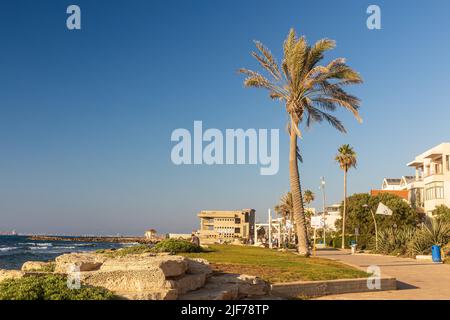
[381,178,403,191]
[144,229,157,239]
[406,143,450,216]
[317,204,341,231]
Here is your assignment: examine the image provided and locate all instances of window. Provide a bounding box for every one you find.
[234,228,241,234]
[235,218,241,224]
[244,213,249,223]
[447,155,450,171]
[410,188,424,207]
[425,182,444,200]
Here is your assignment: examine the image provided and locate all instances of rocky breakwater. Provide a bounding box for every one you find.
[48,252,270,300]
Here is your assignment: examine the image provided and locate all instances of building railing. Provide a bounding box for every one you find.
[424,172,443,178]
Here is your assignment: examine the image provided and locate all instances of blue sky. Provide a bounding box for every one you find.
[1,0,450,235]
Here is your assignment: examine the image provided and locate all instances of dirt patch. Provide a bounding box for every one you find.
[210,263,301,283]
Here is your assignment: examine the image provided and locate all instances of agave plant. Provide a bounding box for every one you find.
[376,226,416,255]
[408,219,450,256]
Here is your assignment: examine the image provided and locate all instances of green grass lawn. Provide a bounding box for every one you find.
[182,245,367,283]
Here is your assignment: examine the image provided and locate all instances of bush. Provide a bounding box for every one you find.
[97,244,153,257]
[0,275,114,300]
[375,226,416,256]
[329,235,357,249]
[151,239,203,253]
[29,262,56,273]
[408,219,450,256]
[432,205,450,223]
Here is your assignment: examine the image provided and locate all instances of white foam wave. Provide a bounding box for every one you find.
[29,246,49,250]
[20,242,52,247]
[0,247,18,252]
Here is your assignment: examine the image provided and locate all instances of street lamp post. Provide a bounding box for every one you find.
[363,204,378,251]
[320,177,327,247]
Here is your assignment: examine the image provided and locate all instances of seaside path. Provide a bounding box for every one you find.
[314,248,450,300]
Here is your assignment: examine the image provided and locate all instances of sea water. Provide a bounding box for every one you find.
[0,235,126,270]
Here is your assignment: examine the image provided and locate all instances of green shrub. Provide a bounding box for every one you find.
[0,275,114,300]
[408,219,450,256]
[329,235,357,249]
[97,244,153,257]
[375,226,416,256]
[432,205,450,223]
[151,239,203,253]
[27,262,56,273]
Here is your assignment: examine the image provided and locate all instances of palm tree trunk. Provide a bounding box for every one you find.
[289,127,309,256]
[341,168,347,249]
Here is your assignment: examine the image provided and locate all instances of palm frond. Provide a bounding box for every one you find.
[253,41,281,80]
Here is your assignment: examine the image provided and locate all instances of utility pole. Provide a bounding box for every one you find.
[268,209,272,249]
[320,176,327,247]
[363,204,378,251]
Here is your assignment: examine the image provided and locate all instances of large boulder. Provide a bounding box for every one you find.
[186,258,212,276]
[118,290,178,300]
[178,284,239,300]
[0,269,24,283]
[21,261,54,272]
[178,273,269,300]
[208,274,269,297]
[170,273,207,294]
[81,270,177,300]
[54,253,107,273]
[80,254,208,300]
[99,254,188,277]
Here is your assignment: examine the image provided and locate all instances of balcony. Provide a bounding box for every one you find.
[424,171,443,178]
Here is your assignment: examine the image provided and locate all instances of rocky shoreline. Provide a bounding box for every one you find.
[28,235,156,244]
[0,250,273,300]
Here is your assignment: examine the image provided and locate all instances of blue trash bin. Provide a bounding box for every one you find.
[431,245,442,263]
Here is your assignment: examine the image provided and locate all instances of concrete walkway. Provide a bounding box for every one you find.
[315,248,450,300]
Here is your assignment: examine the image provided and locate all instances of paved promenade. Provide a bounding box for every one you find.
[315,248,450,300]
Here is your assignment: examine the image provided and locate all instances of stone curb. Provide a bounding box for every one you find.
[270,277,397,299]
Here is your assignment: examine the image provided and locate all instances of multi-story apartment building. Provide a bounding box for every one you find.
[407,143,450,216]
[379,143,450,217]
[197,209,255,243]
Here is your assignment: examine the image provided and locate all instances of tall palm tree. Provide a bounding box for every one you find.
[303,189,315,205]
[239,28,362,255]
[335,144,357,249]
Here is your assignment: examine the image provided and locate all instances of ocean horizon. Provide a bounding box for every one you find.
[0,235,130,270]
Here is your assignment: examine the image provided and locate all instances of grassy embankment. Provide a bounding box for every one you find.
[182,245,367,283]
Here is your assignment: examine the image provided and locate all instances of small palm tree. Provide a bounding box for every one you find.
[303,190,315,205]
[274,192,294,244]
[335,144,357,248]
[240,29,362,255]
[274,192,294,222]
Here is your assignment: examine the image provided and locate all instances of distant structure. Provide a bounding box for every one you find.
[144,229,157,240]
[381,178,403,191]
[0,230,18,236]
[197,209,255,244]
[168,233,192,240]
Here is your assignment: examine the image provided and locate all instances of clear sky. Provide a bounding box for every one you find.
[1,0,450,235]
